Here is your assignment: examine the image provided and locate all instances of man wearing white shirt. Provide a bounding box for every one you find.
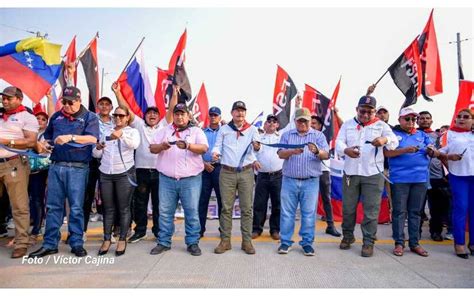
[252,115,283,240]
[336,95,398,257]
[112,82,177,243]
[212,101,260,255]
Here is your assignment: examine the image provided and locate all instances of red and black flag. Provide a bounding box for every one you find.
[323,77,341,150]
[302,83,330,118]
[388,38,422,108]
[418,9,443,101]
[58,36,77,89]
[188,83,210,128]
[167,29,191,103]
[154,67,172,119]
[79,34,99,112]
[273,65,298,130]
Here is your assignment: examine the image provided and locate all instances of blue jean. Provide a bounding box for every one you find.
[390,183,427,248]
[28,170,48,235]
[42,163,89,249]
[449,174,474,246]
[280,176,319,247]
[158,173,202,247]
[198,164,222,235]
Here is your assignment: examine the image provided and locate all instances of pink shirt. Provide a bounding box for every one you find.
[153,123,208,179]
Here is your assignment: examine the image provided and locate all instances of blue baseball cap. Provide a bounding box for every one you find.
[208,106,221,116]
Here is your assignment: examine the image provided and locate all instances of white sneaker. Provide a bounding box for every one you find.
[83,233,87,242]
[444,233,454,240]
[7,219,14,229]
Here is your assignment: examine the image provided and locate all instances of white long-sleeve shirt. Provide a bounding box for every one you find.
[255,132,284,173]
[93,126,141,174]
[336,118,398,177]
[439,130,474,177]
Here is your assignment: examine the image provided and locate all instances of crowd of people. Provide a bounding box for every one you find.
[0,80,472,261]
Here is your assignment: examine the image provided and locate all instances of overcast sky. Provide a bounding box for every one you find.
[0,3,472,127]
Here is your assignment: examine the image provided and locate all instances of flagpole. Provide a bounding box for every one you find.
[76,32,99,65]
[116,37,146,80]
[374,69,389,86]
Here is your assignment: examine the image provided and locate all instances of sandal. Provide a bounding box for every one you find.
[410,245,429,257]
[393,244,404,256]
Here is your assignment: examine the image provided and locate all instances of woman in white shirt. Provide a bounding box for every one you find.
[93,106,140,256]
[439,109,474,259]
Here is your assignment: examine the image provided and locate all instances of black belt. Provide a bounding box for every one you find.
[259,170,282,176]
[52,161,89,168]
[290,176,316,181]
[0,155,20,163]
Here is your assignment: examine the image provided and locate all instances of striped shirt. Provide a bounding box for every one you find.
[279,128,329,179]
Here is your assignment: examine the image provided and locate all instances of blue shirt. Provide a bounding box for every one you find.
[388,128,433,183]
[44,106,100,163]
[202,126,220,163]
[279,128,329,179]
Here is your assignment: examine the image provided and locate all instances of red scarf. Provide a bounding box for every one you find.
[172,123,190,138]
[450,126,472,133]
[355,117,379,131]
[422,128,434,133]
[61,108,76,121]
[228,120,252,139]
[2,105,26,121]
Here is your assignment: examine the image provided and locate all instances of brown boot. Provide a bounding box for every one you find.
[241,241,256,255]
[11,248,27,259]
[214,240,232,254]
[361,244,374,257]
[339,237,356,250]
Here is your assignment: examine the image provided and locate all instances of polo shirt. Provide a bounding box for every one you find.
[0,109,39,158]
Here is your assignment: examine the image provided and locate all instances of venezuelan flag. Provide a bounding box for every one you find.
[0,37,62,103]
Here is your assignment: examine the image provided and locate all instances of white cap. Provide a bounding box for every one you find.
[376,105,388,113]
[399,107,419,117]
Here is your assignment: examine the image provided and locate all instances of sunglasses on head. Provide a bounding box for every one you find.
[403,117,417,122]
[113,113,127,118]
[457,114,472,120]
[61,99,76,106]
[358,109,375,115]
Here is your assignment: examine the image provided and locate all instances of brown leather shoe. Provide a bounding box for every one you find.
[214,240,232,254]
[11,248,27,259]
[393,244,404,256]
[251,232,260,239]
[361,244,374,257]
[241,241,256,255]
[410,245,429,257]
[339,237,356,250]
[270,232,280,240]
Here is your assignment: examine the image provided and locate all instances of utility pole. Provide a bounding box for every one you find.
[100,68,110,97]
[449,32,470,82]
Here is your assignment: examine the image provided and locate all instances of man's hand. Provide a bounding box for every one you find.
[54,135,72,145]
[66,62,75,76]
[371,137,387,147]
[204,162,215,173]
[176,140,187,150]
[426,145,439,158]
[252,141,261,151]
[292,148,304,156]
[96,142,106,150]
[344,146,360,158]
[212,152,221,162]
[150,141,171,154]
[111,81,121,94]
[109,129,123,140]
[448,154,463,161]
[403,146,419,154]
[253,161,262,171]
[366,84,376,96]
[36,140,52,154]
[295,95,302,108]
[307,143,319,155]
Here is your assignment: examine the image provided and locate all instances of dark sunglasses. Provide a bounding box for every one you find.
[457,114,472,120]
[297,119,309,123]
[403,117,417,122]
[61,99,76,106]
[113,113,127,118]
[209,113,220,117]
[358,109,375,115]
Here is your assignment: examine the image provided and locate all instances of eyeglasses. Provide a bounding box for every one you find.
[403,117,417,122]
[113,114,127,119]
[61,99,76,106]
[358,109,375,115]
[457,114,472,120]
[209,114,220,117]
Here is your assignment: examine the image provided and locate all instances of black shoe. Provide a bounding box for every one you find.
[28,247,58,258]
[115,240,127,257]
[71,246,87,257]
[430,233,443,242]
[98,240,111,256]
[325,226,342,237]
[187,244,202,256]
[150,244,170,255]
[128,232,147,243]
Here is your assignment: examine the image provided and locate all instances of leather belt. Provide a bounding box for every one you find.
[222,164,253,172]
[52,161,89,168]
[259,170,282,176]
[0,155,20,163]
[291,176,316,181]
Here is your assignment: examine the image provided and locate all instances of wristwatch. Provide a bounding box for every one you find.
[9,139,15,147]
[71,135,77,142]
